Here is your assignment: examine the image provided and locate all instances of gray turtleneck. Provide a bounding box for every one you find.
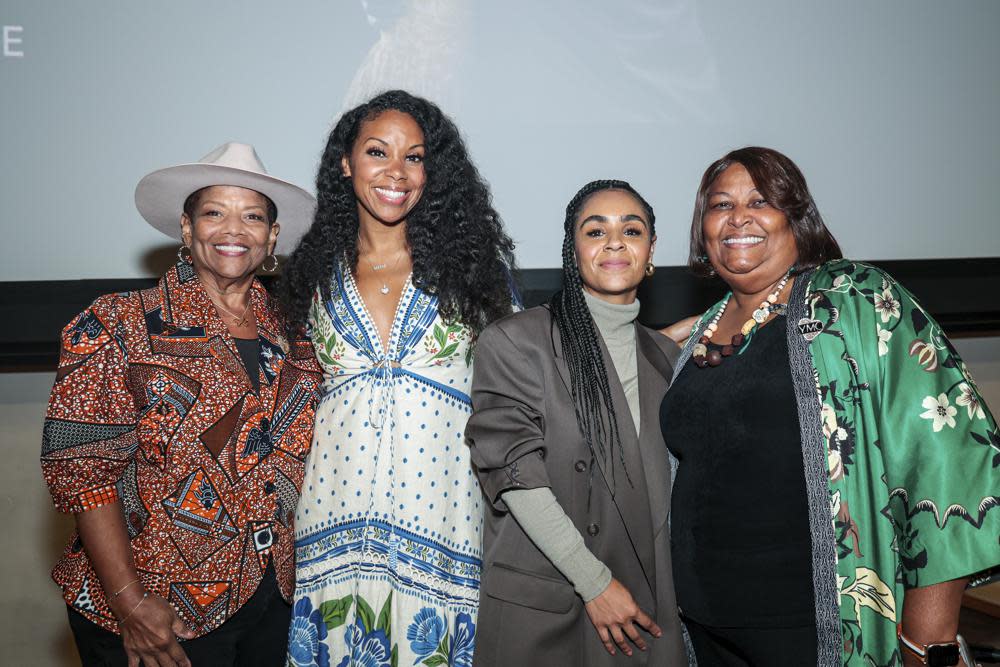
[501,291,641,602]
[583,290,641,432]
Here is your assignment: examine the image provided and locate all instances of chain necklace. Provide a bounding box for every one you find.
[363,248,404,295]
[692,272,791,368]
[209,292,254,327]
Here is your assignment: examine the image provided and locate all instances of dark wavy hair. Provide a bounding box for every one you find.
[550,179,655,491]
[689,146,842,277]
[278,90,516,333]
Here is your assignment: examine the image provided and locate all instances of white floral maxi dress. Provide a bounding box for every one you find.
[288,265,482,667]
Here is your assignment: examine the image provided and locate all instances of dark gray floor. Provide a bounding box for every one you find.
[960,607,1000,665]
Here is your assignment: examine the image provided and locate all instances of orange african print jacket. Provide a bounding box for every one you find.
[41,261,322,636]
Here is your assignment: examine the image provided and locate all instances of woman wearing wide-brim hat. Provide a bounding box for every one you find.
[41,143,323,666]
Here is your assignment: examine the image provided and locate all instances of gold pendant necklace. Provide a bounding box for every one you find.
[211,295,253,327]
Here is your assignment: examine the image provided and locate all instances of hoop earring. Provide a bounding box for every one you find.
[644,262,655,277]
[262,254,279,273]
[177,245,193,264]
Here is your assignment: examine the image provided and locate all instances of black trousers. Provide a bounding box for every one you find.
[67,566,291,667]
[683,617,818,667]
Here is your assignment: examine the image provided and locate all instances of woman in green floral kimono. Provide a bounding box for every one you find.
[660,146,998,667]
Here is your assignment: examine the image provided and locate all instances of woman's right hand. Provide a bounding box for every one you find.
[659,315,700,347]
[114,590,195,667]
[584,577,662,657]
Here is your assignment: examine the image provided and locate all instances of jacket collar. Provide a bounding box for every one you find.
[634,326,675,545]
[157,261,285,349]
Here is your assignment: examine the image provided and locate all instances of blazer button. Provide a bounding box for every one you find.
[587,523,600,536]
[574,460,587,472]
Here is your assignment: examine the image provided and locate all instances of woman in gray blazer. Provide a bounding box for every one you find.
[466,180,688,666]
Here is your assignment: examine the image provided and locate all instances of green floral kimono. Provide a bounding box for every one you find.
[677,260,999,667]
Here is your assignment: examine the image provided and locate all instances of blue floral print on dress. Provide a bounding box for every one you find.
[336,617,392,667]
[289,598,330,667]
[406,607,445,663]
[448,613,475,667]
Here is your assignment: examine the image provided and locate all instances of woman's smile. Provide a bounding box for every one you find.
[721,234,765,248]
[373,186,410,205]
[598,257,632,270]
[212,242,250,256]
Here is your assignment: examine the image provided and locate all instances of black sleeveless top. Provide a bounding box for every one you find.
[659,316,815,627]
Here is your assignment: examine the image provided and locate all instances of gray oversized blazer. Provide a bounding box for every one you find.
[466,305,687,666]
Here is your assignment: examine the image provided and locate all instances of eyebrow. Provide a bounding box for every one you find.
[200,199,264,210]
[578,213,648,227]
[364,137,427,151]
[708,188,762,198]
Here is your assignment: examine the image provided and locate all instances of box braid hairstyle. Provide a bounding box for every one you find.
[277,90,517,334]
[549,179,655,492]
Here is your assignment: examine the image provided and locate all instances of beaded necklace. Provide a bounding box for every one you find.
[692,272,791,368]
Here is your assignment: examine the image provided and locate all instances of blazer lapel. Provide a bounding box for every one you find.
[635,326,674,538]
[595,332,657,596]
[547,307,573,395]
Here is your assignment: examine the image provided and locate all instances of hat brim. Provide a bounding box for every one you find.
[135,163,316,255]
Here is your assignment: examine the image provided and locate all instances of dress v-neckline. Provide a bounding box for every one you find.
[344,268,414,358]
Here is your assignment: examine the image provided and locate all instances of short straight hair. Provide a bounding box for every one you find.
[689,146,842,277]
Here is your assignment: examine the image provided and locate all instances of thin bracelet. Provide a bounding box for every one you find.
[112,578,141,598]
[120,592,149,624]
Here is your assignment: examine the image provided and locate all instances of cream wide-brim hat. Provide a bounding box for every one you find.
[135,142,316,255]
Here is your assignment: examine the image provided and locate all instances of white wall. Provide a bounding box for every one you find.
[0,372,77,665]
[2,336,997,665]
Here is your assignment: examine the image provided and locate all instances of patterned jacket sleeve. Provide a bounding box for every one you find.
[466,321,550,511]
[41,294,139,514]
[872,272,1000,587]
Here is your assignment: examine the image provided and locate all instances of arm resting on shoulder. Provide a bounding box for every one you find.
[658,315,700,347]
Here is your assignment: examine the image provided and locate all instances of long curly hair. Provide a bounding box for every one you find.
[550,179,656,492]
[278,90,517,333]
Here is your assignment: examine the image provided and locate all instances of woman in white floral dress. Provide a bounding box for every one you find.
[277,90,517,667]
